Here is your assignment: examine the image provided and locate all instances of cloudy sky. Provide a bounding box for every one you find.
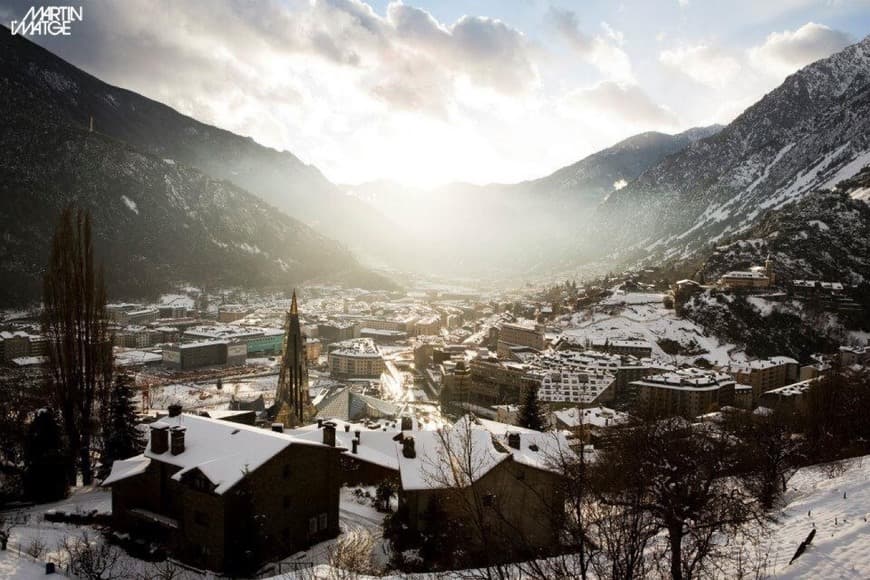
[3,1,870,187]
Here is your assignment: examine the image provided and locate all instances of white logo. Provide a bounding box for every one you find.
[10,6,83,36]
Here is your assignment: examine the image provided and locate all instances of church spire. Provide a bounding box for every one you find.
[274,290,312,427]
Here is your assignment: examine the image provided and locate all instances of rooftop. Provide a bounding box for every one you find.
[103,414,326,495]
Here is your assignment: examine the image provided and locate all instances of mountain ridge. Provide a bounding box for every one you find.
[0,28,391,305]
[0,27,407,264]
[592,34,870,269]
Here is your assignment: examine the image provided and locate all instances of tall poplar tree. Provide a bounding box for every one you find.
[42,206,113,486]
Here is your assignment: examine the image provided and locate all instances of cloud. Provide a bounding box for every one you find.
[565,81,678,126]
[659,44,742,88]
[548,8,634,82]
[749,22,852,77]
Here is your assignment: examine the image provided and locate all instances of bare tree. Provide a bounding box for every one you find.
[43,206,114,486]
[724,410,802,510]
[59,531,131,580]
[418,418,568,578]
[598,417,764,580]
[136,559,194,580]
[0,511,26,550]
[327,528,379,579]
[421,419,509,576]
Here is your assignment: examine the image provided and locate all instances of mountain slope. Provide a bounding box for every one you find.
[0,34,388,305]
[345,126,720,277]
[594,35,870,266]
[510,125,721,205]
[698,166,870,286]
[0,28,405,263]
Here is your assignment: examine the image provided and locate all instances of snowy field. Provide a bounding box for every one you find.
[148,374,279,411]
[600,291,667,305]
[758,456,870,578]
[563,301,744,366]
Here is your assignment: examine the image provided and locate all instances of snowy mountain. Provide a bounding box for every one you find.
[512,125,722,206]
[594,35,870,267]
[0,28,406,264]
[700,171,870,287]
[0,31,390,304]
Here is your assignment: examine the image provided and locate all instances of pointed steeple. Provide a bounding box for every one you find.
[274,289,312,427]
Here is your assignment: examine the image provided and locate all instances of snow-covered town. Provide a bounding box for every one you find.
[2,271,870,578]
[4,2,870,579]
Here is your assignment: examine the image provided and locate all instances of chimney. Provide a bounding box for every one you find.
[272,423,284,433]
[322,422,336,447]
[150,424,169,454]
[170,426,186,455]
[402,436,416,459]
[400,417,412,431]
[352,439,359,454]
[354,430,361,442]
[344,424,350,432]
[317,418,323,428]
[507,432,521,450]
[168,404,183,418]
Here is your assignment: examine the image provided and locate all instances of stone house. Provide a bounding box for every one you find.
[394,417,571,562]
[102,411,342,573]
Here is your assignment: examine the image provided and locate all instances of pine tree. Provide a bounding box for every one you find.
[517,384,545,431]
[24,409,70,502]
[100,373,143,479]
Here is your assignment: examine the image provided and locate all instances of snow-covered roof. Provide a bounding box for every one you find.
[314,388,398,422]
[329,338,382,358]
[552,406,628,428]
[721,271,768,279]
[140,414,326,495]
[102,455,151,486]
[10,355,47,366]
[396,425,508,491]
[291,426,402,471]
[632,368,734,391]
[731,356,798,372]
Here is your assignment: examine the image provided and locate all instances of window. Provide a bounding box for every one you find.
[318,513,328,530]
[309,517,318,535]
[283,464,291,479]
[194,511,209,526]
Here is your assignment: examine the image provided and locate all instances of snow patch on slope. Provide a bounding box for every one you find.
[120,195,139,214]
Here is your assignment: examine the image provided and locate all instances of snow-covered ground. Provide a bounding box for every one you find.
[6,457,870,579]
[0,550,57,579]
[148,373,278,411]
[1,486,111,578]
[759,456,870,578]
[563,300,744,366]
[600,291,667,305]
